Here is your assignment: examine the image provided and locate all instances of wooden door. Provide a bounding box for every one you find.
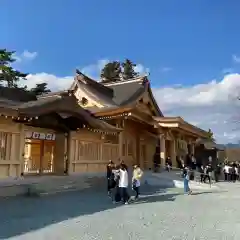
[165,140,171,159]
[42,140,55,173]
[24,140,41,174]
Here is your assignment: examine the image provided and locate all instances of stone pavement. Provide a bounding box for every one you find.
[0,183,240,240]
[1,182,240,240]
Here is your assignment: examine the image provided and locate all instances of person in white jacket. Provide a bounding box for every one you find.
[119,164,129,204]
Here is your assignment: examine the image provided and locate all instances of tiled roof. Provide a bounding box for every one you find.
[104,79,147,106]
[0,86,36,102]
[0,88,121,132]
[70,71,163,116]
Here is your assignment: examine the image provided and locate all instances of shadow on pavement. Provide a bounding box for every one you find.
[0,183,174,239]
[132,192,180,205]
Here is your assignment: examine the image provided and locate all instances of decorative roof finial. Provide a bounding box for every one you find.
[76,69,82,75]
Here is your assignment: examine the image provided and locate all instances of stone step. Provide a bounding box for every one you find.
[0,184,27,197]
[26,176,106,197]
[0,176,106,198]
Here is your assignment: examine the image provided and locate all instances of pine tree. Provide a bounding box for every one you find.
[100,61,121,83]
[207,129,215,142]
[30,83,51,96]
[121,59,139,80]
[0,49,28,88]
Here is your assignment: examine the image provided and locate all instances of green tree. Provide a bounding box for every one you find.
[121,59,139,80]
[0,49,28,88]
[100,61,121,83]
[30,83,51,96]
[207,128,215,141]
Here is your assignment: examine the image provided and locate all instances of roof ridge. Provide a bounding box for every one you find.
[74,69,114,97]
[102,75,148,86]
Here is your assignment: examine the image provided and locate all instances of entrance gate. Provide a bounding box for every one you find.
[24,132,55,175]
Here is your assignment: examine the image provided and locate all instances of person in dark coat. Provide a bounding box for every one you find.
[106,160,114,195]
[166,157,172,171]
[214,164,221,182]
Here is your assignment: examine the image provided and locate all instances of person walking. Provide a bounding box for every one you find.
[119,163,130,204]
[106,160,114,196]
[112,164,121,203]
[199,165,205,183]
[223,163,230,181]
[132,164,143,200]
[183,167,192,195]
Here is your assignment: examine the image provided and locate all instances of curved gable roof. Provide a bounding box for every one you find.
[68,70,163,116]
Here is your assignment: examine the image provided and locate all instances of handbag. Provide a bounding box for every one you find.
[132,179,137,188]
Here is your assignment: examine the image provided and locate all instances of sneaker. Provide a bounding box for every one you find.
[124,202,129,205]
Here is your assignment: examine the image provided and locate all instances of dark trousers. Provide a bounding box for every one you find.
[133,186,139,199]
[214,172,219,182]
[120,187,129,203]
[203,175,211,184]
[224,173,228,181]
[228,173,231,181]
[200,174,204,182]
[231,174,237,182]
[107,178,111,192]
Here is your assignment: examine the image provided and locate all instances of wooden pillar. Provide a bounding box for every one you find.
[191,143,195,155]
[170,139,177,167]
[39,140,44,174]
[118,119,123,160]
[67,132,73,174]
[136,134,141,168]
[54,132,65,175]
[8,134,15,177]
[118,132,123,159]
[100,134,104,161]
[19,124,25,176]
[160,134,166,167]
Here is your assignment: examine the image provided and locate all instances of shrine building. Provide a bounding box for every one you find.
[0,71,209,178]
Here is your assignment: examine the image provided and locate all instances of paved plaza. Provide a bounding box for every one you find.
[1,182,240,240]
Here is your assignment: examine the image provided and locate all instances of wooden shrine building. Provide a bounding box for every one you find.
[0,71,210,179]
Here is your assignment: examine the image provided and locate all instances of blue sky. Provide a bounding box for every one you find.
[2,0,240,143]
[2,0,240,86]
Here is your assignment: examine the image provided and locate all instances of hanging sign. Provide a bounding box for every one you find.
[26,131,56,140]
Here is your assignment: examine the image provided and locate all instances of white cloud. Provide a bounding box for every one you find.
[232,54,240,63]
[23,73,72,90]
[18,59,240,144]
[134,64,149,75]
[81,59,109,79]
[153,73,240,144]
[13,50,38,63]
[22,50,38,60]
